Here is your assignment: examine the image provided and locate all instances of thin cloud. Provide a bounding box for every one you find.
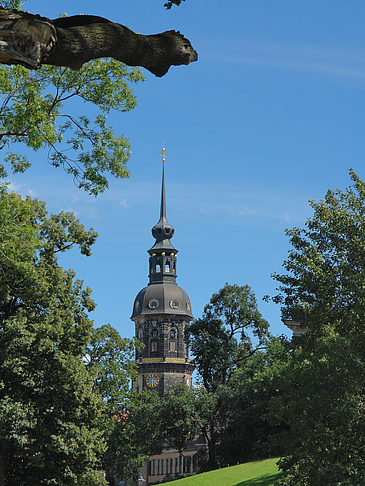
[7,180,38,197]
[204,43,365,81]
[118,199,130,208]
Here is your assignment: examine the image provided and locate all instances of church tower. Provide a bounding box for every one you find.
[131,149,194,397]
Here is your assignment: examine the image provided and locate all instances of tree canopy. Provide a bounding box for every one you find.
[0,184,107,484]
[270,171,365,485]
[185,283,271,470]
[0,185,149,485]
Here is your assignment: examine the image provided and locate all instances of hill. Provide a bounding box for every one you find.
[162,457,283,486]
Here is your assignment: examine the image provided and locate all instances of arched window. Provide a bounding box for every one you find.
[156,264,161,273]
[165,260,170,273]
[170,328,176,339]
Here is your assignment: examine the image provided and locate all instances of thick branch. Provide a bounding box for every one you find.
[0,9,198,77]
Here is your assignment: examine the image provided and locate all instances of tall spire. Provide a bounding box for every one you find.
[148,144,178,284]
[151,145,175,247]
[159,145,166,221]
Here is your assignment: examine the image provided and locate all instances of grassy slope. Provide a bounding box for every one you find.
[162,457,283,486]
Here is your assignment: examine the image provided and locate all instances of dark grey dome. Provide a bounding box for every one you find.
[131,283,193,320]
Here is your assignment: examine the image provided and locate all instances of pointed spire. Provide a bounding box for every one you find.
[160,150,166,221]
[148,144,178,285]
[150,144,176,249]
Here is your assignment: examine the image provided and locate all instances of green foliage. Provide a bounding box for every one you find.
[86,324,139,415]
[0,59,144,195]
[272,169,364,337]
[187,283,269,391]
[276,335,364,486]
[0,185,108,484]
[105,384,197,480]
[269,172,365,485]
[217,337,290,467]
[185,283,271,470]
[0,0,23,8]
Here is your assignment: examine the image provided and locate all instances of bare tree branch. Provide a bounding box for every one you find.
[0,8,198,77]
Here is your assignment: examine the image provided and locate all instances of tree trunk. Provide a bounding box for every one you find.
[0,8,198,77]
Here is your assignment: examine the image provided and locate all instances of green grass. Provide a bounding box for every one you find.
[162,457,283,486]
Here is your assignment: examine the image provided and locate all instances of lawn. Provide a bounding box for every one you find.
[161,457,283,486]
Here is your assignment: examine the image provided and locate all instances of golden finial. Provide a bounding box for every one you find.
[159,141,166,163]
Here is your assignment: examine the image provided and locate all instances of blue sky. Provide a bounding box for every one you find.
[7,0,365,340]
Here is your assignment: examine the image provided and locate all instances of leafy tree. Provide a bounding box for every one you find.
[186,283,270,469]
[276,335,364,486]
[270,171,365,485]
[187,283,269,392]
[0,56,143,195]
[86,324,139,415]
[0,184,107,485]
[272,169,364,338]
[216,336,290,467]
[0,0,197,194]
[105,384,197,481]
[85,325,149,482]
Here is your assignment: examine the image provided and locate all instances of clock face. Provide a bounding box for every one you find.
[146,374,159,388]
[148,299,159,310]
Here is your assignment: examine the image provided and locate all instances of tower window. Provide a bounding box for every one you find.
[151,341,158,352]
[156,264,161,273]
[165,260,171,272]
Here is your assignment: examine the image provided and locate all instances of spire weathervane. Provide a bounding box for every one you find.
[160,143,166,164]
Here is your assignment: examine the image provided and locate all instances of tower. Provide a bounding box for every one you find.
[131,150,194,397]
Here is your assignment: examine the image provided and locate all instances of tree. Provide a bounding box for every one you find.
[272,169,364,338]
[0,45,144,195]
[86,324,139,415]
[187,283,269,393]
[0,184,107,485]
[104,384,197,481]
[84,325,149,482]
[0,6,197,76]
[216,336,290,468]
[270,171,365,485]
[186,283,270,469]
[0,0,197,194]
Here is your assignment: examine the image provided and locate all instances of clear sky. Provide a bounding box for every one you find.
[7,0,365,340]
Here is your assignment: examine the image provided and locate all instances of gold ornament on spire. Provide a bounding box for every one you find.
[160,143,166,163]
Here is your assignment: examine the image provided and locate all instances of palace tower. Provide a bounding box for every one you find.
[131,150,195,397]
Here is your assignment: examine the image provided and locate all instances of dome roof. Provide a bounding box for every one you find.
[131,283,193,320]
